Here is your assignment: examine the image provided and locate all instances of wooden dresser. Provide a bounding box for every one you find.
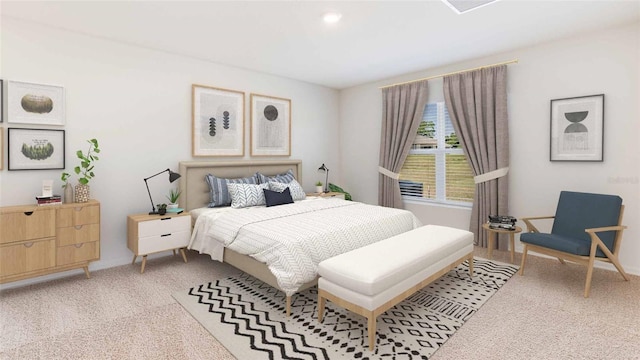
[0,200,100,284]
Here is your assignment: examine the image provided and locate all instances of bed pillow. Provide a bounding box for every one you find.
[256,169,296,184]
[227,182,269,209]
[269,179,306,201]
[263,187,294,207]
[205,174,258,207]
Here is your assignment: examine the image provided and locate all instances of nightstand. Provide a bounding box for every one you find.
[127,211,191,273]
[306,191,346,200]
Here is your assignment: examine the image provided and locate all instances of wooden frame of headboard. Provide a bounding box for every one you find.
[177,160,302,211]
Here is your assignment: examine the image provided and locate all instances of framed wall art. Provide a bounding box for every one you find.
[7,80,65,125]
[250,93,291,156]
[8,128,65,170]
[550,94,604,162]
[192,84,244,157]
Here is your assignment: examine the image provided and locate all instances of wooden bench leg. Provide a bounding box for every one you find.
[318,292,325,322]
[286,295,292,317]
[368,312,376,351]
[468,255,474,277]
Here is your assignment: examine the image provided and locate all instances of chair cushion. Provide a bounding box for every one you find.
[520,232,602,257]
[552,191,622,253]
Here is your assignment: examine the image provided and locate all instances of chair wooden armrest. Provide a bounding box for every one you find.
[521,215,555,233]
[584,225,627,234]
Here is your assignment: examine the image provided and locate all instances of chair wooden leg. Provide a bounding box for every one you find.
[584,242,599,298]
[558,258,566,265]
[609,256,630,281]
[519,245,528,276]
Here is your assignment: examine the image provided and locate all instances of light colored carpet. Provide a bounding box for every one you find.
[1,247,638,359]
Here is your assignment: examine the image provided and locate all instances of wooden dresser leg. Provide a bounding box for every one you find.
[83,266,91,279]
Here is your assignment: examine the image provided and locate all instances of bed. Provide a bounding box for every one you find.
[178,160,421,315]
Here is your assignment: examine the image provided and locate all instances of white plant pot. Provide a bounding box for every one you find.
[315,186,323,193]
[167,203,179,209]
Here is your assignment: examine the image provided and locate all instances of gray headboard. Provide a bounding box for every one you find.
[178,160,302,211]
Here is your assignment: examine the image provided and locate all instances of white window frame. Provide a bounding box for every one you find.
[402,102,472,207]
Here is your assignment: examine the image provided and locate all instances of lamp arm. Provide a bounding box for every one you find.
[144,168,170,181]
[145,179,156,213]
[324,170,329,193]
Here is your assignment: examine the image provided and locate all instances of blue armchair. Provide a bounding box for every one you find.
[519,191,629,297]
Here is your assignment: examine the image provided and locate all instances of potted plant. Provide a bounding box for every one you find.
[62,139,100,203]
[156,203,167,215]
[166,188,181,209]
[315,181,323,194]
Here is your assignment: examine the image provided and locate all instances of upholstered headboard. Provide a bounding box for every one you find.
[177,160,302,211]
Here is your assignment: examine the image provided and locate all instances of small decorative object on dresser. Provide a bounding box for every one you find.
[62,138,100,203]
[0,200,100,284]
[166,188,181,209]
[127,211,191,273]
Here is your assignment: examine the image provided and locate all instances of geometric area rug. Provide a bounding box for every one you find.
[173,259,518,360]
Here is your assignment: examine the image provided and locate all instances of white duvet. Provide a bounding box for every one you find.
[189,198,421,295]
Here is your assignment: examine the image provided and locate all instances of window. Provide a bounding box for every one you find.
[399,102,475,205]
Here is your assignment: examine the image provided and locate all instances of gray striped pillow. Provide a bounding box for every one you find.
[256,169,296,184]
[205,174,258,207]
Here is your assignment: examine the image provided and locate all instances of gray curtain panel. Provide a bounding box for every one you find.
[444,65,509,249]
[378,80,429,208]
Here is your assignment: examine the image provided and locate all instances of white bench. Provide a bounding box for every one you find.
[317,224,474,351]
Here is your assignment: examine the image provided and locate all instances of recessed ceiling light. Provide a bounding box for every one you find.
[442,0,500,14]
[323,12,342,24]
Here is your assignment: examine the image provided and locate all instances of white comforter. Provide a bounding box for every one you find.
[189,198,421,295]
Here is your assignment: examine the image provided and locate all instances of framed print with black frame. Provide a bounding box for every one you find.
[8,128,65,170]
[250,93,291,156]
[550,94,604,162]
[7,80,65,125]
[192,84,244,157]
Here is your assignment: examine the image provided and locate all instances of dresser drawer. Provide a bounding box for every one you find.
[138,230,190,255]
[0,208,56,244]
[0,238,56,277]
[57,241,99,266]
[138,216,190,237]
[57,204,100,228]
[57,223,100,247]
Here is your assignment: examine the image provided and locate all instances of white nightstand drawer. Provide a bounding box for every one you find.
[138,230,190,255]
[138,216,190,238]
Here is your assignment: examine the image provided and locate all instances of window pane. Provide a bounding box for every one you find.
[414,103,437,149]
[445,154,475,202]
[399,154,436,199]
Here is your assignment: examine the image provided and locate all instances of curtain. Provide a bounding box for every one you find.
[378,80,429,208]
[443,65,509,249]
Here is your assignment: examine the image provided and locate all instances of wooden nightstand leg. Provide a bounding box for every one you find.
[83,266,91,279]
[180,248,188,263]
[131,254,137,265]
[172,249,177,256]
[141,255,147,274]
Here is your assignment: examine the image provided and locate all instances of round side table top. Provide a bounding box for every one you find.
[482,223,522,234]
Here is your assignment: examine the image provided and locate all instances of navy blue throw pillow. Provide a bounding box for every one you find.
[263,187,294,207]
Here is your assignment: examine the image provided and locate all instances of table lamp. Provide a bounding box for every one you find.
[144,168,181,215]
[318,163,329,193]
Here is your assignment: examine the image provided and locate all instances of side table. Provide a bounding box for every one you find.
[482,223,522,264]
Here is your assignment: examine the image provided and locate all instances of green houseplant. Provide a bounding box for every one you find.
[315,181,323,194]
[62,139,100,203]
[166,188,181,209]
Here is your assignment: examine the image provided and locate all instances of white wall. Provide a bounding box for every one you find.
[0,17,340,288]
[339,22,640,275]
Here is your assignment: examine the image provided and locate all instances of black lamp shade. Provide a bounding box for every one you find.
[169,170,181,183]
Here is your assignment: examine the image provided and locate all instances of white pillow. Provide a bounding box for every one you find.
[269,179,306,201]
[227,183,269,208]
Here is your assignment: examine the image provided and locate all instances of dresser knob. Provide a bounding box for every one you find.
[24,211,34,216]
[23,242,34,248]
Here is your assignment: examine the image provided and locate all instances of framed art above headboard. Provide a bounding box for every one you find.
[178,160,302,211]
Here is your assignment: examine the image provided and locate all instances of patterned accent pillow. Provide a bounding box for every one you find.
[263,187,294,207]
[204,174,258,208]
[227,182,269,209]
[256,169,296,184]
[269,179,306,201]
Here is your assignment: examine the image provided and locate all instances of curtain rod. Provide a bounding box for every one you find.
[378,59,518,89]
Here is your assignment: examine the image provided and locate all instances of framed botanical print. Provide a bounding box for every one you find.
[7,80,65,125]
[250,94,291,156]
[192,84,244,157]
[8,128,65,170]
[550,94,604,162]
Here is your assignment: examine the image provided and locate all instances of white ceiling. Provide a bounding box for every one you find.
[2,1,639,89]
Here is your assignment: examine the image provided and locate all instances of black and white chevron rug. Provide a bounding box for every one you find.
[173,258,518,360]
